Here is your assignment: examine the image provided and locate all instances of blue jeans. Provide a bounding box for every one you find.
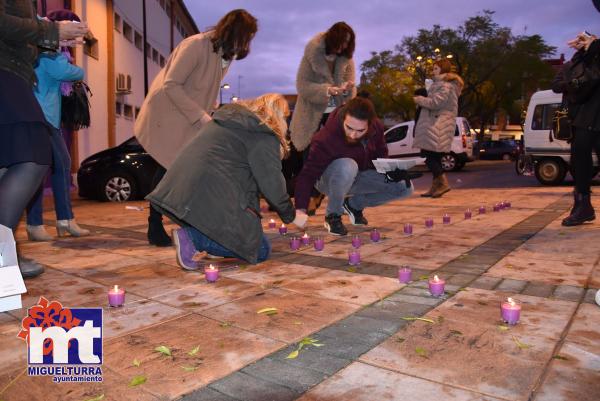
[315,158,414,216]
[26,128,74,225]
[184,226,271,263]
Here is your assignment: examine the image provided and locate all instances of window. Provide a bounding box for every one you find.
[385,126,408,144]
[531,103,560,131]
[159,55,165,67]
[134,31,143,50]
[122,21,133,42]
[116,101,122,116]
[152,48,159,63]
[114,13,121,32]
[124,104,133,119]
[145,43,151,58]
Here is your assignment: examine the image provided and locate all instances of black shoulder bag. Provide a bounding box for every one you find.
[61,81,92,130]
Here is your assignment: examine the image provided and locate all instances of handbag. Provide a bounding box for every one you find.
[550,107,572,142]
[61,81,92,130]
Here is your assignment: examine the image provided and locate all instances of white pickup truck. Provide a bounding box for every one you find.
[384,117,476,171]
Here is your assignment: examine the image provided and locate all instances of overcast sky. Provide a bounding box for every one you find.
[183,0,600,100]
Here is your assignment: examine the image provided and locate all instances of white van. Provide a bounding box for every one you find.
[385,117,475,171]
[523,89,598,185]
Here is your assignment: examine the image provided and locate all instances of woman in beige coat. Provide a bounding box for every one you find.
[134,9,257,246]
[413,59,464,198]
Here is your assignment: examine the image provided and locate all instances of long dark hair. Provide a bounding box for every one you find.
[211,9,258,61]
[324,22,355,59]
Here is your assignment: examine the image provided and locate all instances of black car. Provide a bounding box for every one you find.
[77,137,161,202]
[477,140,519,160]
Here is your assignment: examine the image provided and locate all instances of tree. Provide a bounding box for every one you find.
[359,10,556,133]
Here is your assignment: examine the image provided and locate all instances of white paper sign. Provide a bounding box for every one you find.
[0,225,26,312]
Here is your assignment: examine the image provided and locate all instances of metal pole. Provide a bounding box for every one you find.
[142,0,149,96]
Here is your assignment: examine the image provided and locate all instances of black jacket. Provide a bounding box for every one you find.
[552,40,600,131]
[0,0,59,85]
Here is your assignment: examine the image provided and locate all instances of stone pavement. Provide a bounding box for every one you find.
[0,185,599,401]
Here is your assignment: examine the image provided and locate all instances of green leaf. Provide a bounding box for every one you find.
[188,345,200,356]
[132,358,141,367]
[437,316,445,323]
[458,287,468,292]
[498,325,509,331]
[395,337,405,343]
[512,336,533,349]
[286,350,299,359]
[257,307,278,315]
[84,395,105,401]
[449,330,463,336]
[293,320,303,325]
[181,366,197,372]
[129,375,147,387]
[347,267,357,273]
[415,347,428,358]
[220,321,232,328]
[154,345,172,357]
[401,317,436,324]
[418,275,430,280]
[558,232,566,236]
[552,355,569,360]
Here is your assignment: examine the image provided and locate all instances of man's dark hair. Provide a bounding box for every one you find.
[211,9,258,61]
[341,97,376,124]
[325,22,355,59]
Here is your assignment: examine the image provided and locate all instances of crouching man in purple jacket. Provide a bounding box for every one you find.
[294,97,414,235]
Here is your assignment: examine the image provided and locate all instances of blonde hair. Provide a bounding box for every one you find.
[239,93,290,158]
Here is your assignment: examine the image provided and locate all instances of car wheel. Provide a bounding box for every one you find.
[534,158,567,186]
[102,173,137,202]
[502,153,511,161]
[441,154,458,171]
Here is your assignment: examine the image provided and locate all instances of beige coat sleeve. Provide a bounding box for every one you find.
[162,38,208,125]
[415,82,451,111]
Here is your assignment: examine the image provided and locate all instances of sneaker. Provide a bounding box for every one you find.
[343,199,368,225]
[324,214,348,236]
[172,229,200,271]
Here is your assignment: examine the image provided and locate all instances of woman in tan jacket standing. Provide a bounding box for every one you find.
[135,9,257,246]
[413,59,463,198]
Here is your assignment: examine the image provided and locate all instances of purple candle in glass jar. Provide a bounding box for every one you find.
[370,229,381,242]
[493,204,501,212]
[404,223,413,235]
[425,217,434,229]
[313,237,325,251]
[351,235,361,248]
[505,201,512,208]
[398,266,412,283]
[204,264,220,283]
[290,237,301,250]
[443,214,451,224]
[464,209,472,219]
[479,206,486,214]
[301,233,311,246]
[348,249,361,266]
[268,219,276,229]
[428,275,445,297]
[279,224,287,235]
[501,297,521,325]
[108,285,125,307]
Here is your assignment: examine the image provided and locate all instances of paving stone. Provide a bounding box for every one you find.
[269,346,351,376]
[469,276,502,290]
[583,288,599,304]
[318,330,389,360]
[495,278,528,293]
[318,314,402,337]
[181,388,241,401]
[445,273,478,287]
[355,301,431,323]
[521,282,555,298]
[399,286,435,297]
[553,285,585,302]
[209,372,299,401]
[385,293,443,306]
[242,358,328,393]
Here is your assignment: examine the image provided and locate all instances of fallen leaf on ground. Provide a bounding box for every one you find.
[188,345,200,356]
[181,366,197,372]
[418,275,430,280]
[552,355,569,360]
[154,345,171,357]
[512,336,533,349]
[498,325,509,331]
[415,347,428,358]
[84,395,105,401]
[401,317,435,324]
[286,350,299,359]
[395,337,405,343]
[220,322,233,328]
[477,301,488,306]
[129,375,147,387]
[347,267,357,273]
[132,358,141,367]
[449,330,463,336]
[257,307,278,315]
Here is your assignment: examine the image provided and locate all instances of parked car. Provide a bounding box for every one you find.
[77,137,161,201]
[384,117,476,171]
[476,140,519,160]
[522,90,598,185]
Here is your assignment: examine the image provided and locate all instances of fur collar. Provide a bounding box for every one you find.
[305,33,350,82]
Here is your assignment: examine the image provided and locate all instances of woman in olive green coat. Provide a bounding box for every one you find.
[147,94,307,268]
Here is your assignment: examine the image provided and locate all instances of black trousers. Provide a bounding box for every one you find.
[149,164,167,222]
[570,127,600,194]
[421,149,444,178]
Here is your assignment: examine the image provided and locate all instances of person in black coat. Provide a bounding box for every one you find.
[552,32,600,226]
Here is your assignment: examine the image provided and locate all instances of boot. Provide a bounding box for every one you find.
[431,174,451,198]
[562,193,595,226]
[57,219,91,237]
[26,225,53,241]
[307,193,325,216]
[420,178,437,197]
[147,206,172,246]
[568,191,580,215]
[18,256,45,279]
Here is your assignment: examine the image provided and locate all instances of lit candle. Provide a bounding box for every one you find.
[404,223,413,235]
[443,214,451,224]
[370,229,381,242]
[398,266,412,283]
[268,219,276,229]
[499,201,506,210]
[279,224,287,235]
[348,249,361,266]
[108,285,125,307]
[464,209,472,219]
[290,237,301,251]
[204,264,219,283]
[428,275,445,297]
[351,235,361,248]
[313,236,325,251]
[301,233,310,246]
[425,217,434,229]
[501,297,521,325]
[479,206,486,214]
[493,204,501,212]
